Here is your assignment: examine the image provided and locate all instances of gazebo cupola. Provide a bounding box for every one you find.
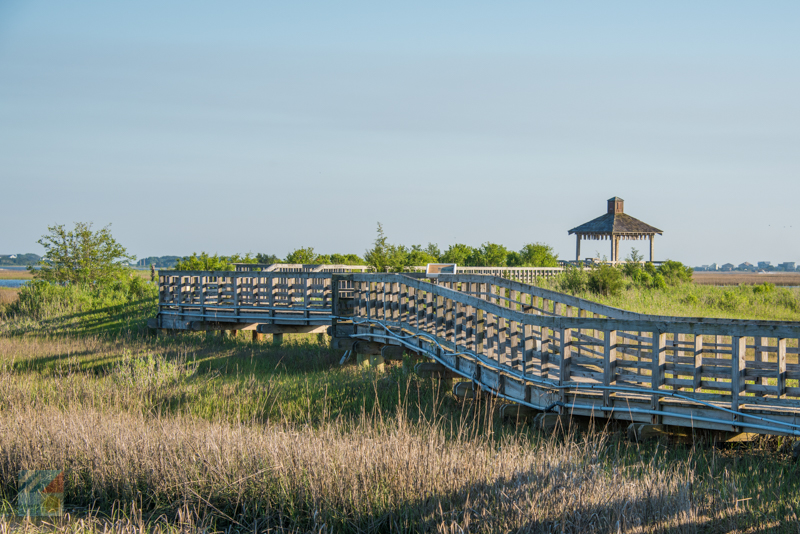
[568,197,663,263]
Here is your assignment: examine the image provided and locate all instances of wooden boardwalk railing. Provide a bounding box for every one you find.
[155,270,355,330]
[333,273,800,436]
[153,268,800,436]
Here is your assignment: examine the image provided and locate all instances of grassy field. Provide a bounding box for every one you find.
[0,269,33,280]
[539,277,800,322]
[2,279,800,532]
[0,269,153,281]
[693,272,800,286]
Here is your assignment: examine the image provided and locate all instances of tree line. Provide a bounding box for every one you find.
[174,223,559,271]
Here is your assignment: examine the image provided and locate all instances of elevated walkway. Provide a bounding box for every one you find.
[151,266,800,438]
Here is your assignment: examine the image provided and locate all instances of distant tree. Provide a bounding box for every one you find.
[657,260,693,285]
[517,243,559,267]
[424,243,441,261]
[364,223,411,272]
[174,252,255,271]
[364,223,392,272]
[407,245,438,266]
[440,244,475,265]
[285,247,318,264]
[31,222,135,285]
[330,253,364,265]
[506,251,524,267]
[468,243,509,266]
[255,253,281,264]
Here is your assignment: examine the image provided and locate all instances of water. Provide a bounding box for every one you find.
[0,280,27,288]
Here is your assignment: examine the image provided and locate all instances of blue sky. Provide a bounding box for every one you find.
[1,1,798,265]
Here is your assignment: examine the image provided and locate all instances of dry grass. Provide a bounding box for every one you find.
[2,334,800,532]
[0,288,18,307]
[0,401,751,533]
[693,272,800,286]
[0,270,32,280]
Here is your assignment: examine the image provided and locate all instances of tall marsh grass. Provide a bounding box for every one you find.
[2,334,800,532]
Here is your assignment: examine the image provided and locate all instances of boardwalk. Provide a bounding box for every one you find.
[153,267,800,439]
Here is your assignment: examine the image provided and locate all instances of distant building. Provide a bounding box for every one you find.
[9,255,16,260]
[758,261,772,270]
[778,261,796,271]
[709,263,718,271]
[737,262,754,271]
[721,263,735,271]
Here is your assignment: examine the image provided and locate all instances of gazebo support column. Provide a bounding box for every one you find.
[576,235,581,262]
[649,235,654,262]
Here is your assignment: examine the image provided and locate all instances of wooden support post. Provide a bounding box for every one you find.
[649,234,654,262]
[576,234,581,262]
[651,332,666,424]
[559,328,572,403]
[534,412,570,433]
[777,338,787,398]
[381,345,404,361]
[522,323,533,377]
[415,362,458,380]
[731,336,746,428]
[252,331,262,342]
[693,334,703,392]
[603,330,617,408]
[500,404,539,422]
[756,336,768,397]
[272,333,283,346]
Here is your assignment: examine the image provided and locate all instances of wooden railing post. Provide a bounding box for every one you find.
[603,330,617,408]
[559,327,572,402]
[651,332,666,422]
[731,335,747,427]
[523,323,533,377]
[693,334,703,392]
[777,338,787,399]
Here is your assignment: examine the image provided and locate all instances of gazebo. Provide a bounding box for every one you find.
[568,197,662,263]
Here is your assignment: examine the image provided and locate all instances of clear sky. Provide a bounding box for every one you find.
[1,1,798,266]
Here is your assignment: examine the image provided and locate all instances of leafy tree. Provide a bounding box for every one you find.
[506,251,524,267]
[657,260,693,285]
[621,248,644,281]
[469,242,509,266]
[424,243,441,261]
[330,253,364,265]
[407,245,438,266]
[31,222,135,285]
[364,223,393,272]
[174,252,255,271]
[255,253,281,264]
[285,247,318,264]
[441,244,475,265]
[518,243,559,267]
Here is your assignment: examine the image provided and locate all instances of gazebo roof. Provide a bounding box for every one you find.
[568,197,662,237]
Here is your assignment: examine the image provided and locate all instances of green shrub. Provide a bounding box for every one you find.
[752,282,775,294]
[681,293,700,306]
[715,289,746,312]
[558,266,588,294]
[657,260,693,285]
[587,265,624,297]
[651,272,667,290]
[7,275,157,321]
